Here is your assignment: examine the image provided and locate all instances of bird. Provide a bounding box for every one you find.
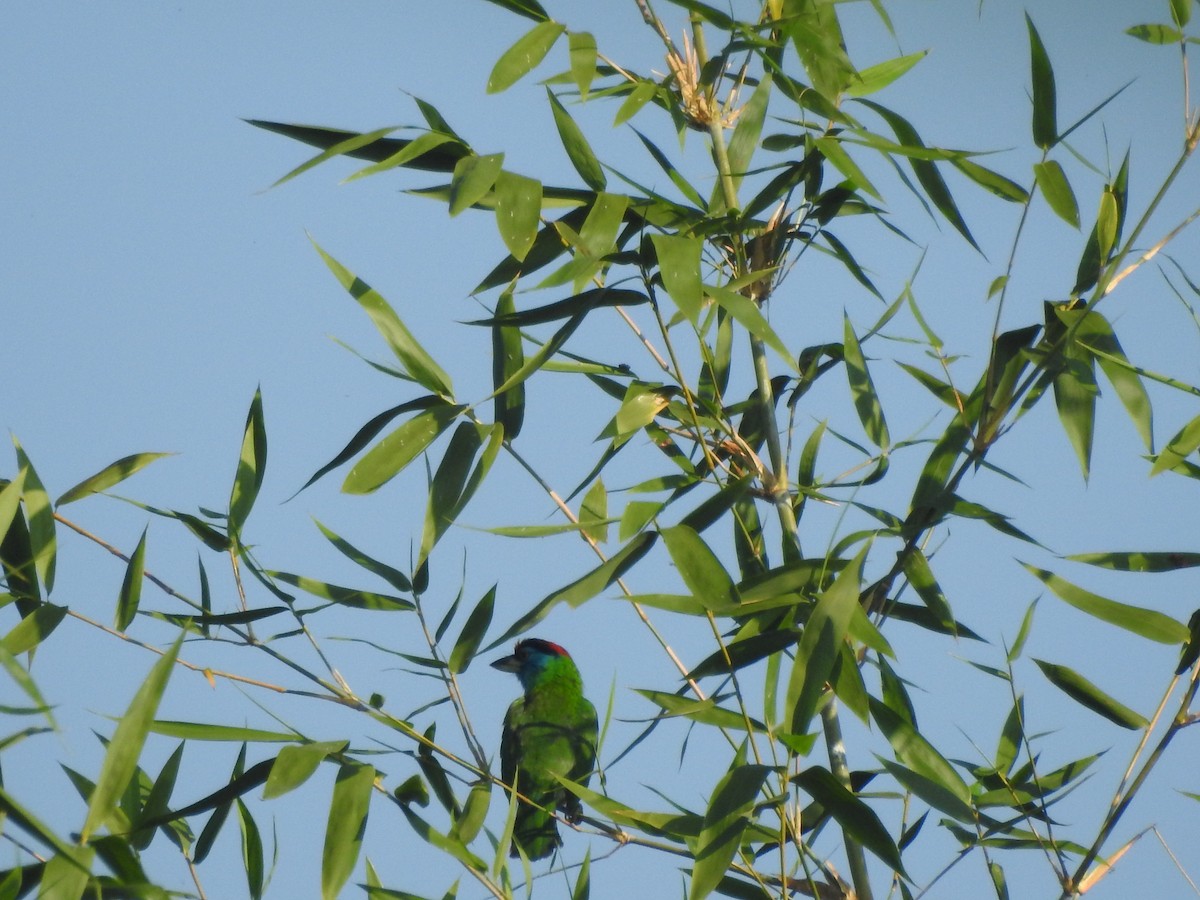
[491,638,598,860]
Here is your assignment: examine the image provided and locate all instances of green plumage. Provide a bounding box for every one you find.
[492,638,598,860]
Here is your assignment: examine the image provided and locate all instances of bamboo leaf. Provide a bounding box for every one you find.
[569,31,597,97]
[81,633,183,842]
[793,766,906,874]
[547,88,605,190]
[1022,564,1188,643]
[263,741,348,800]
[872,697,974,821]
[228,388,267,537]
[1151,411,1200,476]
[237,798,264,900]
[115,527,149,632]
[661,525,740,612]
[843,316,890,448]
[321,763,375,900]
[448,153,505,216]
[1125,23,1183,44]
[342,403,465,495]
[1027,15,1058,148]
[1065,550,1200,573]
[55,453,173,507]
[1034,161,1079,228]
[1033,660,1148,729]
[1,603,68,656]
[492,290,526,439]
[487,21,565,93]
[420,423,485,566]
[494,172,542,261]
[689,765,774,900]
[449,586,496,674]
[12,439,55,594]
[846,51,927,97]
[651,234,703,323]
[312,240,454,398]
[788,547,867,733]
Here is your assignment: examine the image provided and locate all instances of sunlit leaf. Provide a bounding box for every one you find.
[487,20,565,93]
[322,763,376,900]
[448,153,505,216]
[12,439,55,594]
[55,453,173,507]
[1034,161,1079,228]
[115,527,148,632]
[843,316,890,448]
[1027,15,1058,148]
[1022,564,1188,643]
[1033,659,1148,729]
[264,741,348,800]
[449,586,496,674]
[1125,23,1183,44]
[846,51,927,97]
[81,633,183,842]
[0,603,67,656]
[494,172,542,261]
[342,403,465,495]
[689,765,774,900]
[547,88,605,190]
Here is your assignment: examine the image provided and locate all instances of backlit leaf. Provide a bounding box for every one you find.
[487,21,565,93]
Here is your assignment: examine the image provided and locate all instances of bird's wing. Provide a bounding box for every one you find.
[499,698,522,788]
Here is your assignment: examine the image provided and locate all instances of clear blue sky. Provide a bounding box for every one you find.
[5,1,1200,897]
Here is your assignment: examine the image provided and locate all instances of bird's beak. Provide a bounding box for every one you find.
[491,653,520,673]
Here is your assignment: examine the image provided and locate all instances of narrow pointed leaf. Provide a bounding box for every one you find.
[264,741,348,800]
[689,765,774,900]
[661,525,739,612]
[322,763,375,900]
[547,89,605,190]
[228,388,267,536]
[13,440,54,594]
[1066,550,1200,573]
[448,153,505,216]
[724,74,771,193]
[81,632,183,842]
[843,316,890,448]
[38,849,94,900]
[1,603,68,656]
[1027,15,1057,148]
[420,423,484,565]
[793,766,906,873]
[449,586,496,674]
[343,403,464,494]
[706,285,800,372]
[55,453,173,507]
[1033,659,1148,729]
[1022,564,1188,643]
[312,240,454,398]
[651,234,703,323]
[314,519,412,592]
[1151,411,1200,476]
[846,51,927,97]
[236,798,264,900]
[1034,161,1079,228]
[115,527,149,632]
[487,20,564,93]
[494,172,542,261]
[569,31,597,97]
[788,547,867,733]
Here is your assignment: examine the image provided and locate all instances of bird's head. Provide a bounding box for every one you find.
[491,638,574,692]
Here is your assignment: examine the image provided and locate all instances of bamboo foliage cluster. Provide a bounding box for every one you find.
[4,1,1200,898]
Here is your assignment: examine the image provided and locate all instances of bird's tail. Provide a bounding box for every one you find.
[511,799,560,860]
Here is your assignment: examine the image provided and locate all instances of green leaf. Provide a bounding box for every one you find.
[268,125,399,188]
[1171,0,1191,27]
[614,81,657,126]
[55,453,173,507]
[788,547,867,733]
[116,527,148,632]
[479,0,549,22]
[724,73,771,195]
[1022,564,1188,644]
[650,234,703,323]
[661,525,740,613]
[1033,659,1148,729]
[580,477,608,543]
[400,805,487,872]
[313,519,412,592]
[149,721,299,742]
[846,51,927,97]
[871,696,973,819]
[843,316,890,448]
[449,586,496,674]
[547,88,605,190]
[793,766,906,874]
[569,31,597,97]
[489,532,657,648]
[1027,15,1058,148]
[1066,550,1200,573]
[81,632,183,842]
[322,763,375,900]
[689,765,774,900]
[902,549,954,632]
[1151,411,1200,476]
[1,603,67,656]
[448,153,505,216]
[420,423,484,566]
[1008,598,1037,663]
[38,848,94,900]
[264,741,348,800]
[343,403,464,495]
[228,388,267,537]
[312,240,454,398]
[492,290,526,439]
[487,20,564,93]
[815,135,882,200]
[12,439,55,594]
[1125,23,1183,44]
[1034,161,1079,228]
[494,171,542,261]
[267,571,414,611]
[706,285,800,373]
[342,130,461,183]
[237,798,264,900]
